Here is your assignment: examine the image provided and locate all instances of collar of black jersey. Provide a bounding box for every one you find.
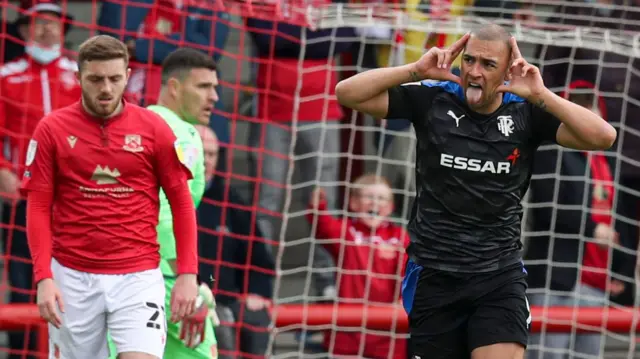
[421,80,524,119]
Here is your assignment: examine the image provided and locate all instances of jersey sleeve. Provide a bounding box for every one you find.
[153,118,194,189]
[20,119,56,195]
[530,103,562,146]
[386,83,442,123]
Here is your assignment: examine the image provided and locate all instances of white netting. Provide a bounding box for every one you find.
[1,0,640,358]
[266,2,640,359]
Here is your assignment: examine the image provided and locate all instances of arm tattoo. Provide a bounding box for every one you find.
[535,99,547,110]
[409,70,420,82]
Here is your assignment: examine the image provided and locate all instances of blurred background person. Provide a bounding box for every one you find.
[0,1,80,358]
[525,80,625,359]
[2,0,73,63]
[307,174,408,359]
[196,125,275,359]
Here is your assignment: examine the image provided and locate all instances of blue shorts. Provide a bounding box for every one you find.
[401,260,530,359]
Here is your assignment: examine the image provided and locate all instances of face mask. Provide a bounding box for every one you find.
[25,44,61,65]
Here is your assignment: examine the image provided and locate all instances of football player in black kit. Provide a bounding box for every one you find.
[335,24,617,359]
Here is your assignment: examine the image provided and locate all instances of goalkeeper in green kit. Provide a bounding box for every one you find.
[108,48,220,359]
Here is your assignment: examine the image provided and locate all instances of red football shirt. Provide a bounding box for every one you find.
[22,101,193,277]
[307,201,409,359]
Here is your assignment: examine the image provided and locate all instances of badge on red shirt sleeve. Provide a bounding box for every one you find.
[26,139,38,166]
[174,140,185,164]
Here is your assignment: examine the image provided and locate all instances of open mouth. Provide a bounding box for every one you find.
[468,82,482,89]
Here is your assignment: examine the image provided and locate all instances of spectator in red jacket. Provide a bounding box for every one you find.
[307,174,408,359]
[0,1,80,358]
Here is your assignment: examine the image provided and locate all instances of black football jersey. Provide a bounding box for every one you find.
[387,81,561,273]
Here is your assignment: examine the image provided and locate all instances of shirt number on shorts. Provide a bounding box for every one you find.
[145,302,165,330]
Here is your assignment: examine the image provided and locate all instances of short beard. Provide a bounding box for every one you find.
[81,89,121,118]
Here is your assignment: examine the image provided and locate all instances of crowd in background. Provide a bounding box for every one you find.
[0,0,640,358]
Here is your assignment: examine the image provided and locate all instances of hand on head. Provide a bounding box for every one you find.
[495,37,546,100]
[411,33,470,85]
[412,32,547,103]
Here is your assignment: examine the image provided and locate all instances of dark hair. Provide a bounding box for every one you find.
[469,23,512,53]
[77,35,129,70]
[161,48,217,85]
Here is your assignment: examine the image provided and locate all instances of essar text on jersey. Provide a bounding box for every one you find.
[439,153,511,174]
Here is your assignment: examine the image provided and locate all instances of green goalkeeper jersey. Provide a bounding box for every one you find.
[148,105,206,277]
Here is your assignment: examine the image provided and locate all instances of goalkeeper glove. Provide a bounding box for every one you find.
[197,282,220,326]
[179,284,220,348]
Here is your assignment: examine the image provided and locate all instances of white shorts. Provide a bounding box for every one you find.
[49,258,166,359]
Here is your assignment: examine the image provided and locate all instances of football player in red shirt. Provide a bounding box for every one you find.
[21,35,199,359]
[308,174,409,359]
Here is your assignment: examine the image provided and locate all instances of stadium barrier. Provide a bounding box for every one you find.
[1,303,639,357]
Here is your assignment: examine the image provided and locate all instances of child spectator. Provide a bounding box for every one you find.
[307,174,408,359]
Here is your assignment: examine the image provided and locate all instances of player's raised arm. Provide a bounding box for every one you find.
[20,119,65,328]
[153,119,199,322]
[335,33,470,120]
[497,37,617,150]
[534,88,616,150]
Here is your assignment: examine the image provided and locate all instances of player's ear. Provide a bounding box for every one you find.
[504,66,512,82]
[126,67,131,82]
[75,64,82,82]
[167,77,181,98]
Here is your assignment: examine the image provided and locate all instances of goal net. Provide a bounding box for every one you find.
[0,0,640,358]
